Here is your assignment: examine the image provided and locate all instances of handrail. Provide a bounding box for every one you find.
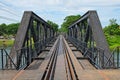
[0,48,16,70]
[16,36,56,70]
[68,36,120,69]
[67,36,105,69]
[104,46,120,68]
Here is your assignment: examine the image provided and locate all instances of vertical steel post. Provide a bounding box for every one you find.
[5,50,8,68]
[29,28,32,65]
[16,50,19,69]
[1,49,4,69]
[102,51,104,69]
[113,52,115,68]
[117,47,119,68]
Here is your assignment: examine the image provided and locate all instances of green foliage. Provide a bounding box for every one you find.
[106,35,120,50]
[61,15,81,32]
[103,18,120,50]
[0,23,7,35]
[0,23,19,36]
[47,20,59,31]
[104,18,120,35]
[7,23,19,35]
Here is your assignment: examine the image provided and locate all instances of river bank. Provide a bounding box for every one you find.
[0,39,14,48]
[0,39,119,51]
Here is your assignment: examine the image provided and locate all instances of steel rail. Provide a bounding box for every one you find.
[64,47,77,80]
[63,36,83,80]
[41,35,81,80]
[42,35,85,80]
[63,38,77,80]
[41,37,60,80]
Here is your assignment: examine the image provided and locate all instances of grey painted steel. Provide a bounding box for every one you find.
[10,11,32,58]
[9,11,55,69]
[68,10,112,68]
[88,11,111,63]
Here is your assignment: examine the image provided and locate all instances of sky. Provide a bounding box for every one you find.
[0,0,120,28]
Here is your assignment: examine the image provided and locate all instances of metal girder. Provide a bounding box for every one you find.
[10,11,32,58]
[68,10,112,69]
[9,11,55,69]
[88,11,111,62]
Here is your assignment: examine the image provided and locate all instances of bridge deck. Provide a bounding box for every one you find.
[1,70,120,80]
[0,70,18,80]
[0,35,120,80]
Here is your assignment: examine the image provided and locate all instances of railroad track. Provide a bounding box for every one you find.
[41,35,83,80]
[41,36,60,80]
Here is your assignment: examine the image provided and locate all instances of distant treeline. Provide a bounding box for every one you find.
[0,23,19,36]
[0,20,59,37]
[0,17,120,50]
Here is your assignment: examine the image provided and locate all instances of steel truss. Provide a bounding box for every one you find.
[9,11,56,69]
[68,11,114,69]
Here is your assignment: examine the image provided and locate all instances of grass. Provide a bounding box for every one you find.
[0,39,14,48]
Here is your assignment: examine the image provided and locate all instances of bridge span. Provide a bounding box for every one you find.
[0,10,120,80]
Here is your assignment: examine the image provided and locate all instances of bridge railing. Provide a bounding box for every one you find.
[68,10,113,69]
[0,48,16,70]
[104,46,120,69]
[16,37,56,69]
[68,36,105,69]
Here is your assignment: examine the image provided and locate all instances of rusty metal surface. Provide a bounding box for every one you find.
[65,48,77,80]
[63,36,83,80]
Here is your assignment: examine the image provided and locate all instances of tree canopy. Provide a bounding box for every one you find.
[104,18,120,35]
[60,15,81,32]
[0,21,59,37]
[47,20,59,31]
[0,23,19,36]
[103,18,120,50]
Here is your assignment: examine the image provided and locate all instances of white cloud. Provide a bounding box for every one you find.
[0,0,120,27]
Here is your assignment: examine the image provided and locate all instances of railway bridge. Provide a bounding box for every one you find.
[0,10,120,80]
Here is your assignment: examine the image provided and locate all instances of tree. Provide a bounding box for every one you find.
[103,18,120,50]
[109,18,117,25]
[104,18,120,35]
[61,15,81,32]
[47,20,59,31]
[0,23,19,36]
[6,23,19,35]
[0,23,7,36]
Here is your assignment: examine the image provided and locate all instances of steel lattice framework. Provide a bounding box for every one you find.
[68,10,113,69]
[9,11,56,69]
